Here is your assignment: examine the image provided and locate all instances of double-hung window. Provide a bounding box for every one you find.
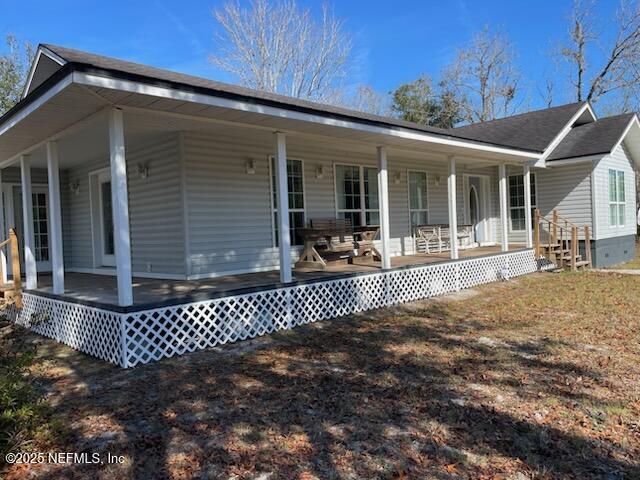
[609,169,626,226]
[271,158,306,246]
[335,164,379,226]
[508,174,537,231]
[408,170,429,231]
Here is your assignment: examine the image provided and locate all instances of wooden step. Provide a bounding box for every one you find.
[575,260,591,269]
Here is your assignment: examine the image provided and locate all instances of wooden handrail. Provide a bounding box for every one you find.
[584,225,592,265]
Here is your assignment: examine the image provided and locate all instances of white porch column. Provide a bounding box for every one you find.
[108,108,133,307]
[447,156,459,260]
[499,163,509,251]
[376,146,391,270]
[0,169,6,285]
[47,141,65,294]
[20,155,37,289]
[523,163,533,249]
[274,131,292,283]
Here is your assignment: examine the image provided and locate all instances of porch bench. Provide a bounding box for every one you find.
[415,224,474,254]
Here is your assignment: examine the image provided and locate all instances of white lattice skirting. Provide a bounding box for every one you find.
[10,249,542,368]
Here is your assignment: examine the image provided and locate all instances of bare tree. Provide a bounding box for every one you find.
[442,27,521,123]
[559,0,640,110]
[539,77,555,108]
[210,0,352,103]
[350,84,390,116]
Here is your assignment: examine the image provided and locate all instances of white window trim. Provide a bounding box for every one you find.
[88,167,116,268]
[406,169,430,236]
[508,172,538,232]
[608,169,626,227]
[333,162,380,226]
[268,156,307,248]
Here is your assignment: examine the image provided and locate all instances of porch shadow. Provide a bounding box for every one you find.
[18,297,639,479]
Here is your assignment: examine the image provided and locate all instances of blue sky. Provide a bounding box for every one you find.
[0,0,621,110]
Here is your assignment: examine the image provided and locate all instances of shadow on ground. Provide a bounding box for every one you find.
[5,279,640,480]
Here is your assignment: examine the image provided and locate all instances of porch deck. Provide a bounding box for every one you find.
[32,246,521,310]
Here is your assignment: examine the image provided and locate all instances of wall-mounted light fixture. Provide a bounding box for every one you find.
[137,162,149,179]
[245,159,256,175]
[315,165,325,179]
[69,181,80,195]
[433,175,441,186]
[393,171,402,184]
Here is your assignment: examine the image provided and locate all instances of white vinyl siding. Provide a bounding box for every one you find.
[182,129,502,278]
[62,133,185,275]
[593,142,636,239]
[507,163,593,243]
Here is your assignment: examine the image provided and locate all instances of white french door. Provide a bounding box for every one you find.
[4,185,52,272]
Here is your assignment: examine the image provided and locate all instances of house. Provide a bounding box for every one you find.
[0,44,638,367]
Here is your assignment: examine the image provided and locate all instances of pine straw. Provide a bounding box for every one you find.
[4,271,640,479]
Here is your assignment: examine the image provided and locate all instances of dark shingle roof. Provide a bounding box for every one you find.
[449,102,587,152]
[546,113,635,161]
[42,44,528,151]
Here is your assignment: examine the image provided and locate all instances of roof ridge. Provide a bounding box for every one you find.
[452,101,586,130]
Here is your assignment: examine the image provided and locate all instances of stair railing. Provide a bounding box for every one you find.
[0,228,22,308]
[534,209,591,270]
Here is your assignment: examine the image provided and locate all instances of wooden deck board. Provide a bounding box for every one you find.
[32,246,521,307]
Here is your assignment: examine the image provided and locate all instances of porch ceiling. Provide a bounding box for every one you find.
[0,77,539,169]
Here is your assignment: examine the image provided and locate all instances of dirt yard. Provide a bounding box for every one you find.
[2,271,640,479]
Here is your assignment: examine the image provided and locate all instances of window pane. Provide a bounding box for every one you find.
[336,165,360,210]
[618,171,625,202]
[511,208,525,230]
[610,204,618,226]
[409,171,428,210]
[364,167,378,210]
[340,211,361,227]
[619,205,625,226]
[411,211,429,229]
[609,170,617,203]
[509,175,525,208]
[101,181,114,256]
[366,211,379,226]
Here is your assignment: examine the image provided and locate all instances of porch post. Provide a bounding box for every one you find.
[499,163,509,251]
[274,131,292,283]
[20,155,37,289]
[523,163,533,249]
[447,156,459,260]
[108,108,133,307]
[376,146,391,269]
[0,169,6,285]
[47,141,65,294]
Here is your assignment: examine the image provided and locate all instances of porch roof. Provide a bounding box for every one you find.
[0,44,543,169]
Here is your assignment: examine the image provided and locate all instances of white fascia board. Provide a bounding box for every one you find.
[72,71,540,160]
[21,47,66,99]
[611,115,640,165]
[545,154,605,166]
[538,103,595,166]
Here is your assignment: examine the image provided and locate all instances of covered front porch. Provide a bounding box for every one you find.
[0,103,537,309]
[32,245,522,308]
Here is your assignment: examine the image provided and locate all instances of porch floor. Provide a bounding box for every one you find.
[33,246,523,309]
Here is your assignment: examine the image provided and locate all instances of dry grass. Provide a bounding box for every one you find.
[3,271,640,479]
[612,242,640,269]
